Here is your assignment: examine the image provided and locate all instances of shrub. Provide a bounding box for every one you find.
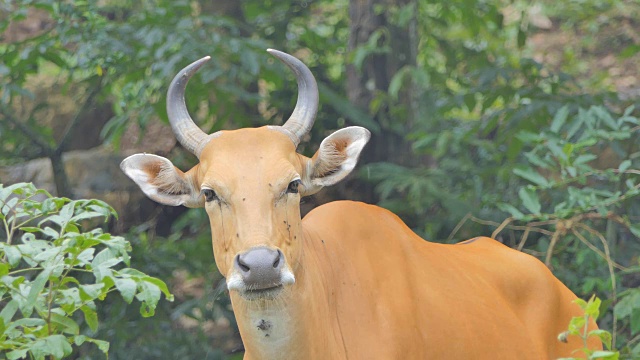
[0,183,173,359]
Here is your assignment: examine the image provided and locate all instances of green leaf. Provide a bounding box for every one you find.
[568,315,586,333]
[79,283,105,301]
[496,203,525,219]
[50,312,80,335]
[75,335,110,354]
[115,278,137,303]
[592,106,618,130]
[76,248,95,266]
[0,299,19,324]
[6,349,28,360]
[619,160,632,173]
[22,266,52,317]
[513,167,549,187]
[630,224,640,239]
[92,248,117,267]
[585,296,601,318]
[632,308,640,335]
[33,247,63,263]
[574,298,588,310]
[29,334,73,359]
[590,351,619,359]
[41,226,59,238]
[136,281,161,317]
[74,334,88,345]
[516,131,542,143]
[70,211,106,223]
[81,305,99,332]
[4,245,22,267]
[141,276,174,302]
[551,105,570,133]
[59,201,76,224]
[388,66,411,99]
[574,154,598,165]
[614,290,640,318]
[0,262,9,277]
[588,329,612,350]
[65,222,80,233]
[9,317,47,328]
[519,187,541,214]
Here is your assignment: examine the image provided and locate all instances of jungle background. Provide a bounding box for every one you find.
[1,0,640,358]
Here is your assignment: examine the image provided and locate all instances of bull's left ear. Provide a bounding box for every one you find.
[302,126,370,195]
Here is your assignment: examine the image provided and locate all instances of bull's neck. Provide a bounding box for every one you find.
[230,229,340,360]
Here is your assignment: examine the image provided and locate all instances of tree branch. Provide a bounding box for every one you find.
[0,106,54,156]
[56,77,104,154]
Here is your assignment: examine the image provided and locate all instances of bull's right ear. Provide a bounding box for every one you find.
[120,154,203,208]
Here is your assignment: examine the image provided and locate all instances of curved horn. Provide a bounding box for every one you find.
[167,56,213,158]
[267,49,319,147]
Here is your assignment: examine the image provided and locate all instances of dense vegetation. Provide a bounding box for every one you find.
[1,0,639,358]
[0,183,172,359]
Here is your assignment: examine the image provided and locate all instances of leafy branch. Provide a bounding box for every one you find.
[0,183,173,359]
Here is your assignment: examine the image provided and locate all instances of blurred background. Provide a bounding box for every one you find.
[1,0,640,358]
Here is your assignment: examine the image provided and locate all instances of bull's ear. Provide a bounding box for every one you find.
[120,154,203,208]
[302,126,370,195]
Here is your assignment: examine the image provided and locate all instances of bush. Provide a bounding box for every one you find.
[0,183,173,359]
[559,296,619,360]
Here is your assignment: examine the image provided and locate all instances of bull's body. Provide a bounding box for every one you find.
[237,201,597,359]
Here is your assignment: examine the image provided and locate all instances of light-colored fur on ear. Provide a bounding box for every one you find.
[120,153,203,207]
[302,126,370,195]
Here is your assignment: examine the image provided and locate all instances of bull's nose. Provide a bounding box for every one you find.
[235,247,284,289]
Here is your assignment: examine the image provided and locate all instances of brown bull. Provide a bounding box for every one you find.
[121,49,602,359]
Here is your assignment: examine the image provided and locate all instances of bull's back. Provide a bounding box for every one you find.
[303,201,600,358]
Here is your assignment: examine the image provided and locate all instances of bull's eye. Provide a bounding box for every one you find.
[202,189,218,202]
[287,180,301,194]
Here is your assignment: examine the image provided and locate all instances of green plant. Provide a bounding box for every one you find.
[0,183,173,359]
[558,296,619,360]
[614,288,640,356]
[466,104,640,356]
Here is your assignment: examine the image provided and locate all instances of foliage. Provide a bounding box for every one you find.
[0,183,173,359]
[0,0,361,162]
[614,288,640,357]
[362,0,618,237]
[558,296,619,360]
[83,208,240,360]
[457,98,640,356]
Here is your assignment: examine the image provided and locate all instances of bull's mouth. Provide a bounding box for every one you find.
[241,284,284,301]
[227,267,295,301]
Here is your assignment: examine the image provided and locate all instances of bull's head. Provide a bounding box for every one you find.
[121,50,369,301]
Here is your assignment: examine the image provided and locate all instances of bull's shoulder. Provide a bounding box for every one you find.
[303,200,392,217]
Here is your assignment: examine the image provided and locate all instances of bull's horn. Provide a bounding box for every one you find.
[166,56,213,158]
[267,49,319,147]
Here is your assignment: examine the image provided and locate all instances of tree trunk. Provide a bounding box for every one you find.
[346,0,421,197]
[50,152,72,197]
